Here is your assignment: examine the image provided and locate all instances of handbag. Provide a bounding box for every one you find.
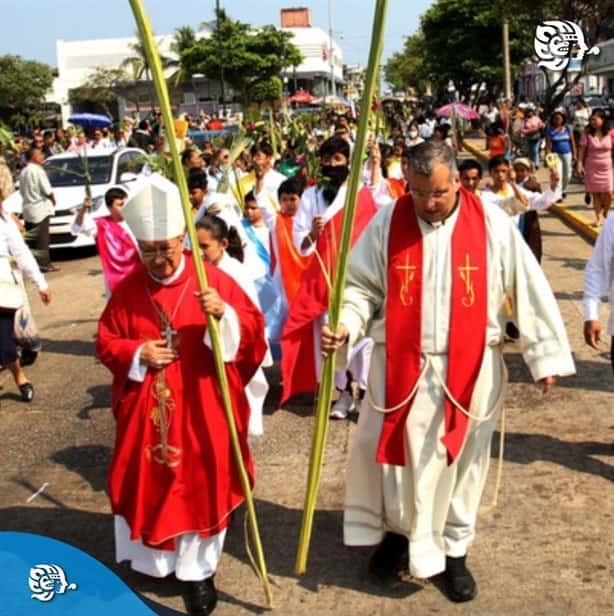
[0,269,23,310]
[13,303,42,356]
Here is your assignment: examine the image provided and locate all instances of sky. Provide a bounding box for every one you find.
[0,0,432,68]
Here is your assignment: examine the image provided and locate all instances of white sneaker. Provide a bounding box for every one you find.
[330,391,355,419]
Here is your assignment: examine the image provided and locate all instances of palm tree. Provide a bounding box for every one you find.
[121,34,172,113]
[168,26,197,87]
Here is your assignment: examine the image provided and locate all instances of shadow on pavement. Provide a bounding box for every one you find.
[493,431,614,482]
[40,337,96,358]
[77,384,112,420]
[0,498,422,614]
[543,255,587,271]
[51,444,111,493]
[504,352,614,392]
[223,500,423,602]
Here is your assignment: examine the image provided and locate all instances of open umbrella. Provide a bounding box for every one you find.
[68,113,113,128]
[436,102,480,120]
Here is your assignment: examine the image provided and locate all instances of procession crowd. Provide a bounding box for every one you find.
[0,100,612,615]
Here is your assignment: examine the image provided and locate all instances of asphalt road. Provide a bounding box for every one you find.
[0,204,612,615]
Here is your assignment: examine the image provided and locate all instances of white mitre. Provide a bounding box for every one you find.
[122,173,185,241]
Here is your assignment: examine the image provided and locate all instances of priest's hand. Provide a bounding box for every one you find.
[583,319,601,350]
[39,289,52,305]
[140,339,179,370]
[538,375,557,394]
[321,324,349,356]
[195,288,225,320]
[310,216,325,241]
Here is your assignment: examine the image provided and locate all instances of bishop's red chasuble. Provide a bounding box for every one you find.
[97,257,266,549]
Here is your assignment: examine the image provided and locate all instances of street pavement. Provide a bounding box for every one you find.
[0,198,612,615]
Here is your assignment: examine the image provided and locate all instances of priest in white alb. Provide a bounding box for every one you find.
[322,141,575,603]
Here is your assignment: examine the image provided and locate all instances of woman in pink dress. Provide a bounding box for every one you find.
[577,109,614,226]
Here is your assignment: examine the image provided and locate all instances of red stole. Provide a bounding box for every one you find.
[378,188,487,466]
[275,214,313,305]
[280,187,377,404]
[95,217,140,294]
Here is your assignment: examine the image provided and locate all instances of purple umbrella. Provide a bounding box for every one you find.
[436,103,480,120]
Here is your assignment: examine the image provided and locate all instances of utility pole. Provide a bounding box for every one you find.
[503,17,512,101]
[328,0,336,98]
[216,0,226,116]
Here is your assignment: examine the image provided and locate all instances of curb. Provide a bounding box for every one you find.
[549,203,599,244]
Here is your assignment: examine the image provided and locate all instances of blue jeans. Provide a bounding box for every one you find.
[527,138,541,166]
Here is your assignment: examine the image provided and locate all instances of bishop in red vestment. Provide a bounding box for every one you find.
[96,174,266,616]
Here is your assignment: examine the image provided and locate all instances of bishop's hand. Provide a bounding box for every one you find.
[321,324,349,357]
[140,339,178,370]
[195,288,225,320]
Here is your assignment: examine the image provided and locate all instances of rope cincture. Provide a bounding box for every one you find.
[366,352,506,512]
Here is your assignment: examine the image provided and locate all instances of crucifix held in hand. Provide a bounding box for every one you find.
[162,323,178,349]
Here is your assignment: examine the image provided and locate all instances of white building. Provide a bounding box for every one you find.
[49,7,343,124]
[586,38,614,96]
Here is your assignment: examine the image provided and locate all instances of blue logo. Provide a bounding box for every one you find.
[0,532,157,614]
[29,564,78,602]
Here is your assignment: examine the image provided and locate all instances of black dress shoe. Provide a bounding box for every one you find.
[182,576,218,615]
[368,532,409,581]
[444,555,477,603]
[19,382,34,402]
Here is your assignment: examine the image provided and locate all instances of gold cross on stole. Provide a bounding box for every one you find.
[395,253,417,306]
[458,253,478,308]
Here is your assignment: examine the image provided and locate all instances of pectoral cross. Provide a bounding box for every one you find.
[162,323,177,349]
[395,253,417,306]
[458,253,478,308]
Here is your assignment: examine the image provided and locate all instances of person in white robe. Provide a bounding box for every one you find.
[322,140,575,603]
[251,141,286,196]
[292,136,391,418]
[195,214,272,436]
[583,212,614,375]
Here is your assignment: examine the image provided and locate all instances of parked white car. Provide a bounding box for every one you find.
[4,147,145,249]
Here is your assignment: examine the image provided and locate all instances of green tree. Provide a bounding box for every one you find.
[0,55,53,123]
[121,35,172,111]
[181,11,302,106]
[384,32,429,94]
[69,67,128,117]
[168,25,197,87]
[384,0,614,113]
[417,0,536,101]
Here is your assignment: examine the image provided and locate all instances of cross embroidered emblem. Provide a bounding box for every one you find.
[458,253,478,308]
[395,253,417,306]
